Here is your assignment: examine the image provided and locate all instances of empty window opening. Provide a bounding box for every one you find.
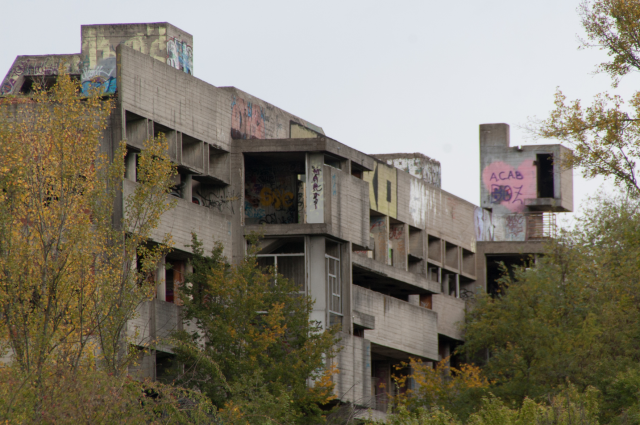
[428,235,441,263]
[244,154,305,225]
[536,154,554,198]
[324,154,341,170]
[486,254,532,298]
[19,75,61,94]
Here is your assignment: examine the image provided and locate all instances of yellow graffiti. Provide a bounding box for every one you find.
[260,187,295,209]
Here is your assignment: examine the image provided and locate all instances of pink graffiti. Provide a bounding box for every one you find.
[482,161,536,212]
[231,96,265,139]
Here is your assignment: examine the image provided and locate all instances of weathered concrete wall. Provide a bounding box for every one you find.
[333,333,373,405]
[431,294,465,341]
[123,179,233,258]
[328,167,371,248]
[118,45,230,151]
[396,171,477,252]
[374,153,441,189]
[220,86,324,140]
[353,286,438,360]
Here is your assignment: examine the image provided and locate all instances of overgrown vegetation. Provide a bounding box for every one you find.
[170,234,340,425]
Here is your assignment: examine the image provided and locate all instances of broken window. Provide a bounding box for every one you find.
[536,153,554,198]
[256,239,305,293]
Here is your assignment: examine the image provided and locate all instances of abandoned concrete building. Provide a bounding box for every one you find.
[1,23,573,410]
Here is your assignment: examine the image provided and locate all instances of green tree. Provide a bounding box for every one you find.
[171,234,339,425]
[364,384,601,425]
[461,192,640,422]
[529,0,640,196]
[0,72,201,421]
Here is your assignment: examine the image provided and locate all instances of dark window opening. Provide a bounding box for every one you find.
[165,268,175,303]
[536,154,554,198]
[486,254,533,298]
[386,180,392,202]
[156,352,178,383]
[20,76,59,94]
[353,325,366,338]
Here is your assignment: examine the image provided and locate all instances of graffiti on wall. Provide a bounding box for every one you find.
[197,189,240,214]
[474,207,494,241]
[482,161,536,213]
[363,162,397,218]
[231,96,265,139]
[311,166,323,209]
[505,214,526,241]
[81,57,116,95]
[167,37,193,75]
[307,154,324,223]
[0,55,83,95]
[387,157,441,188]
[245,162,301,225]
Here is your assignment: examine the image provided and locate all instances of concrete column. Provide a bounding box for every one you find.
[126,152,137,181]
[182,174,193,202]
[156,255,166,301]
[308,236,327,330]
[455,274,460,298]
[442,274,449,296]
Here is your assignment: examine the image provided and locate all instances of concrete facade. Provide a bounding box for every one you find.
[1,23,574,411]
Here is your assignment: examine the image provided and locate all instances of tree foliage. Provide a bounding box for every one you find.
[461,192,640,422]
[171,234,339,425]
[365,384,601,425]
[391,357,488,421]
[529,0,640,196]
[0,72,181,420]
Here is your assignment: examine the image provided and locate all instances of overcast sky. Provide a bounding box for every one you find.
[2,0,636,224]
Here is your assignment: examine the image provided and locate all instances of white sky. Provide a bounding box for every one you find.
[2,0,637,224]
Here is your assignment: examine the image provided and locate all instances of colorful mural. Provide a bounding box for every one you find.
[363,162,397,218]
[81,57,116,95]
[230,96,265,139]
[245,162,301,225]
[482,160,536,213]
[0,55,83,95]
[167,37,193,75]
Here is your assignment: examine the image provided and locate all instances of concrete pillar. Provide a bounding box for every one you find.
[126,152,137,181]
[455,274,460,298]
[156,255,166,301]
[480,123,510,147]
[182,174,193,202]
[308,236,327,329]
[442,274,449,296]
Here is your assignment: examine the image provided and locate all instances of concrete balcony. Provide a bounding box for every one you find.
[124,179,233,256]
[431,294,466,341]
[353,285,438,361]
[128,299,182,351]
[352,254,440,296]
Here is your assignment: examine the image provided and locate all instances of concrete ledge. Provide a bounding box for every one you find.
[353,310,375,330]
[243,223,329,237]
[354,286,439,360]
[352,255,440,294]
[432,294,466,341]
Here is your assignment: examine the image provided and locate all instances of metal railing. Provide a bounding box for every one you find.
[526,212,557,240]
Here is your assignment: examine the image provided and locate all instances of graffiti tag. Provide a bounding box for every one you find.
[311,165,322,210]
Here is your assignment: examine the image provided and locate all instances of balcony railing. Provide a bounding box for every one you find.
[526,212,557,240]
